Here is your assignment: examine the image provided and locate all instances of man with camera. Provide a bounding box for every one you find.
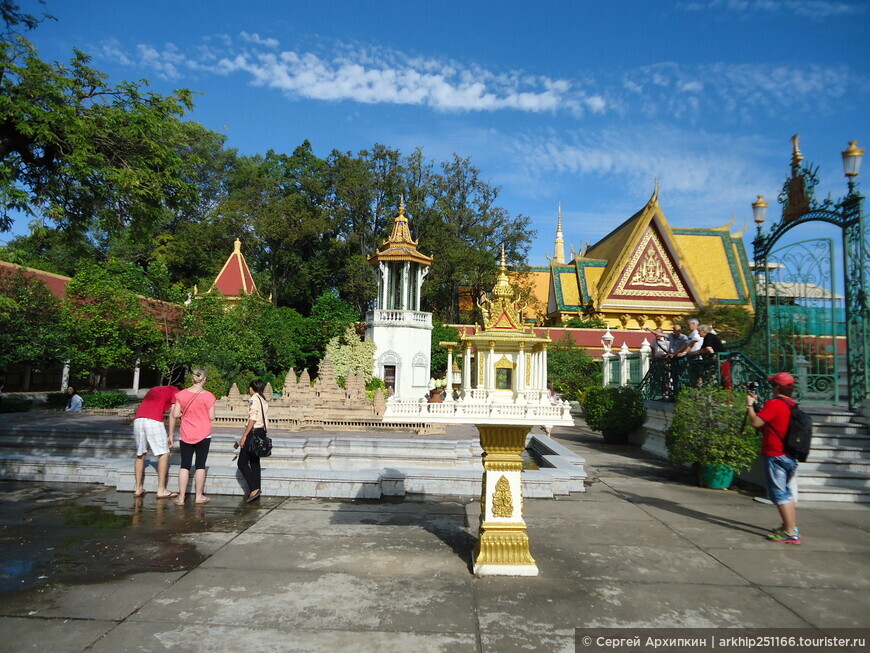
[745,373,800,544]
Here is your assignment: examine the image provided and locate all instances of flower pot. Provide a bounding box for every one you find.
[601,429,630,445]
[698,464,734,489]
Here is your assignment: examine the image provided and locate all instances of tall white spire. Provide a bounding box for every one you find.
[553,202,566,264]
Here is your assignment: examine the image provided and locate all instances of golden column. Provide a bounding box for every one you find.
[474,425,537,576]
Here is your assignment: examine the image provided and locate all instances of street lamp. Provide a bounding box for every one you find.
[842,140,865,192]
[752,195,768,233]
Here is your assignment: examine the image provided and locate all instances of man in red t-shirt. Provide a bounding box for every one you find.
[746,372,800,544]
[133,385,180,498]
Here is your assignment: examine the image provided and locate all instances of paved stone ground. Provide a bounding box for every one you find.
[0,420,868,652]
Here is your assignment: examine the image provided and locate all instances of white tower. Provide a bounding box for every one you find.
[365,200,433,398]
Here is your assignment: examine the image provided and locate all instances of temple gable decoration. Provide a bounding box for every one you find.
[479,248,526,332]
[609,225,693,302]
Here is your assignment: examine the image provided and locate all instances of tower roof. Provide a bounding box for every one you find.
[368,200,433,267]
[206,238,260,300]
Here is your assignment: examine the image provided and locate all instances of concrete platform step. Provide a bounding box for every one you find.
[808,446,870,461]
[799,460,870,474]
[797,484,870,503]
[797,473,870,489]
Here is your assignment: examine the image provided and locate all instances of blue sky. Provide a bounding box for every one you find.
[8,0,869,265]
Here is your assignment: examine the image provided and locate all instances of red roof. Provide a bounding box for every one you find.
[208,238,259,298]
[0,260,182,331]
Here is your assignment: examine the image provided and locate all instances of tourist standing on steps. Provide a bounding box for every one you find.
[64,385,83,412]
[746,372,801,545]
[237,379,268,503]
[169,368,216,505]
[132,384,180,499]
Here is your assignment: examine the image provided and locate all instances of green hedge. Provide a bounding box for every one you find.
[81,391,129,409]
[666,387,760,472]
[581,386,646,442]
[0,397,34,413]
[46,392,70,409]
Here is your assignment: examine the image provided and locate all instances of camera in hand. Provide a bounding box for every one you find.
[744,380,760,392]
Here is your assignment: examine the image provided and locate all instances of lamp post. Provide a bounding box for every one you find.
[751,137,867,409]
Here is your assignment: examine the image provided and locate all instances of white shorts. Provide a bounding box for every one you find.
[134,418,169,456]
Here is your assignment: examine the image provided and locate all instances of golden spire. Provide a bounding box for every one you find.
[553,203,566,264]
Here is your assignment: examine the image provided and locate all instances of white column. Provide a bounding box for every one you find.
[444,347,455,402]
[602,352,612,386]
[640,339,652,379]
[541,345,548,389]
[403,261,410,310]
[487,342,495,392]
[133,358,141,394]
[383,263,391,310]
[619,343,630,386]
[463,345,472,393]
[61,361,70,392]
[516,343,525,397]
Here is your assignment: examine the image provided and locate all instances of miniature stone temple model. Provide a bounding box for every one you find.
[383,248,574,576]
[365,199,434,399]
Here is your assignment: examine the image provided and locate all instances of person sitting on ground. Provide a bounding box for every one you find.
[746,372,801,545]
[64,385,83,412]
[132,384,180,498]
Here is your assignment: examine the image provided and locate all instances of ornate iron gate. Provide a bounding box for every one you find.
[748,136,868,410]
[758,238,840,404]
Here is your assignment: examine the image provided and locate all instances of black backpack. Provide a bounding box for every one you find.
[774,397,813,462]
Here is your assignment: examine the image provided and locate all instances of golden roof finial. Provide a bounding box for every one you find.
[399,194,406,217]
[233,238,242,254]
[790,133,804,170]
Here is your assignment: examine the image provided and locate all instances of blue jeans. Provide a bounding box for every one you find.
[764,455,797,505]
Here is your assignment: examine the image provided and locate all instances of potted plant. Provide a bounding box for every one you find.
[581,386,646,444]
[665,387,760,489]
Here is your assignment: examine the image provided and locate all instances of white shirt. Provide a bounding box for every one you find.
[687,329,703,353]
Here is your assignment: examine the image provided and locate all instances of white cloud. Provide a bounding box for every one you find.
[681,0,863,19]
[96,33,863,122]
[239,32,279,48]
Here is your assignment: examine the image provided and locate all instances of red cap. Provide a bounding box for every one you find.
[767,372,796,387]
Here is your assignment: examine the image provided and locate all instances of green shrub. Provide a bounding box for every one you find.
[665,387,760,472]
[0,397,33,413]
[46,392,70,409]
[81,391,129,409]
[581,386,646,443]
[365,376,387,401]
[548,335,601,401]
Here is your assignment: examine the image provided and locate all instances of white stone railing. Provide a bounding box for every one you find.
[601,337,652,387]
[383,396,574,426]
[366,310,433,328]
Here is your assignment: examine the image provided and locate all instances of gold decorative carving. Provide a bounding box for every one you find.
[478,247,525,332]
[474,530,536,567]
[494,355,514,369]
[611,227,691,299]
[525,353,531,386]
[635,314,648,328]
[629,251,671,286]
[492,475,513,518]
[653,314,667,328]
[619,313,631,328]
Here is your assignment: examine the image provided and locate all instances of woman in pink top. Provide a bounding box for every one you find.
[168,368,217,504]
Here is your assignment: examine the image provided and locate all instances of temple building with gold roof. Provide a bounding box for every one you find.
[517,187,754,329]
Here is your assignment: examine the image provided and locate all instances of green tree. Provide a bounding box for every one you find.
[693,302,754,343]
[430,322,461,377]
[306,290,359,368]
[62,263,165,388]
[0,266,66,370]
[547,335,601,401]
[0,32,200,235]
[323,324,377,383]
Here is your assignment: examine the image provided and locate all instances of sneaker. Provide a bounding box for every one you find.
[767,530,801,544]
[769,526,800,535]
